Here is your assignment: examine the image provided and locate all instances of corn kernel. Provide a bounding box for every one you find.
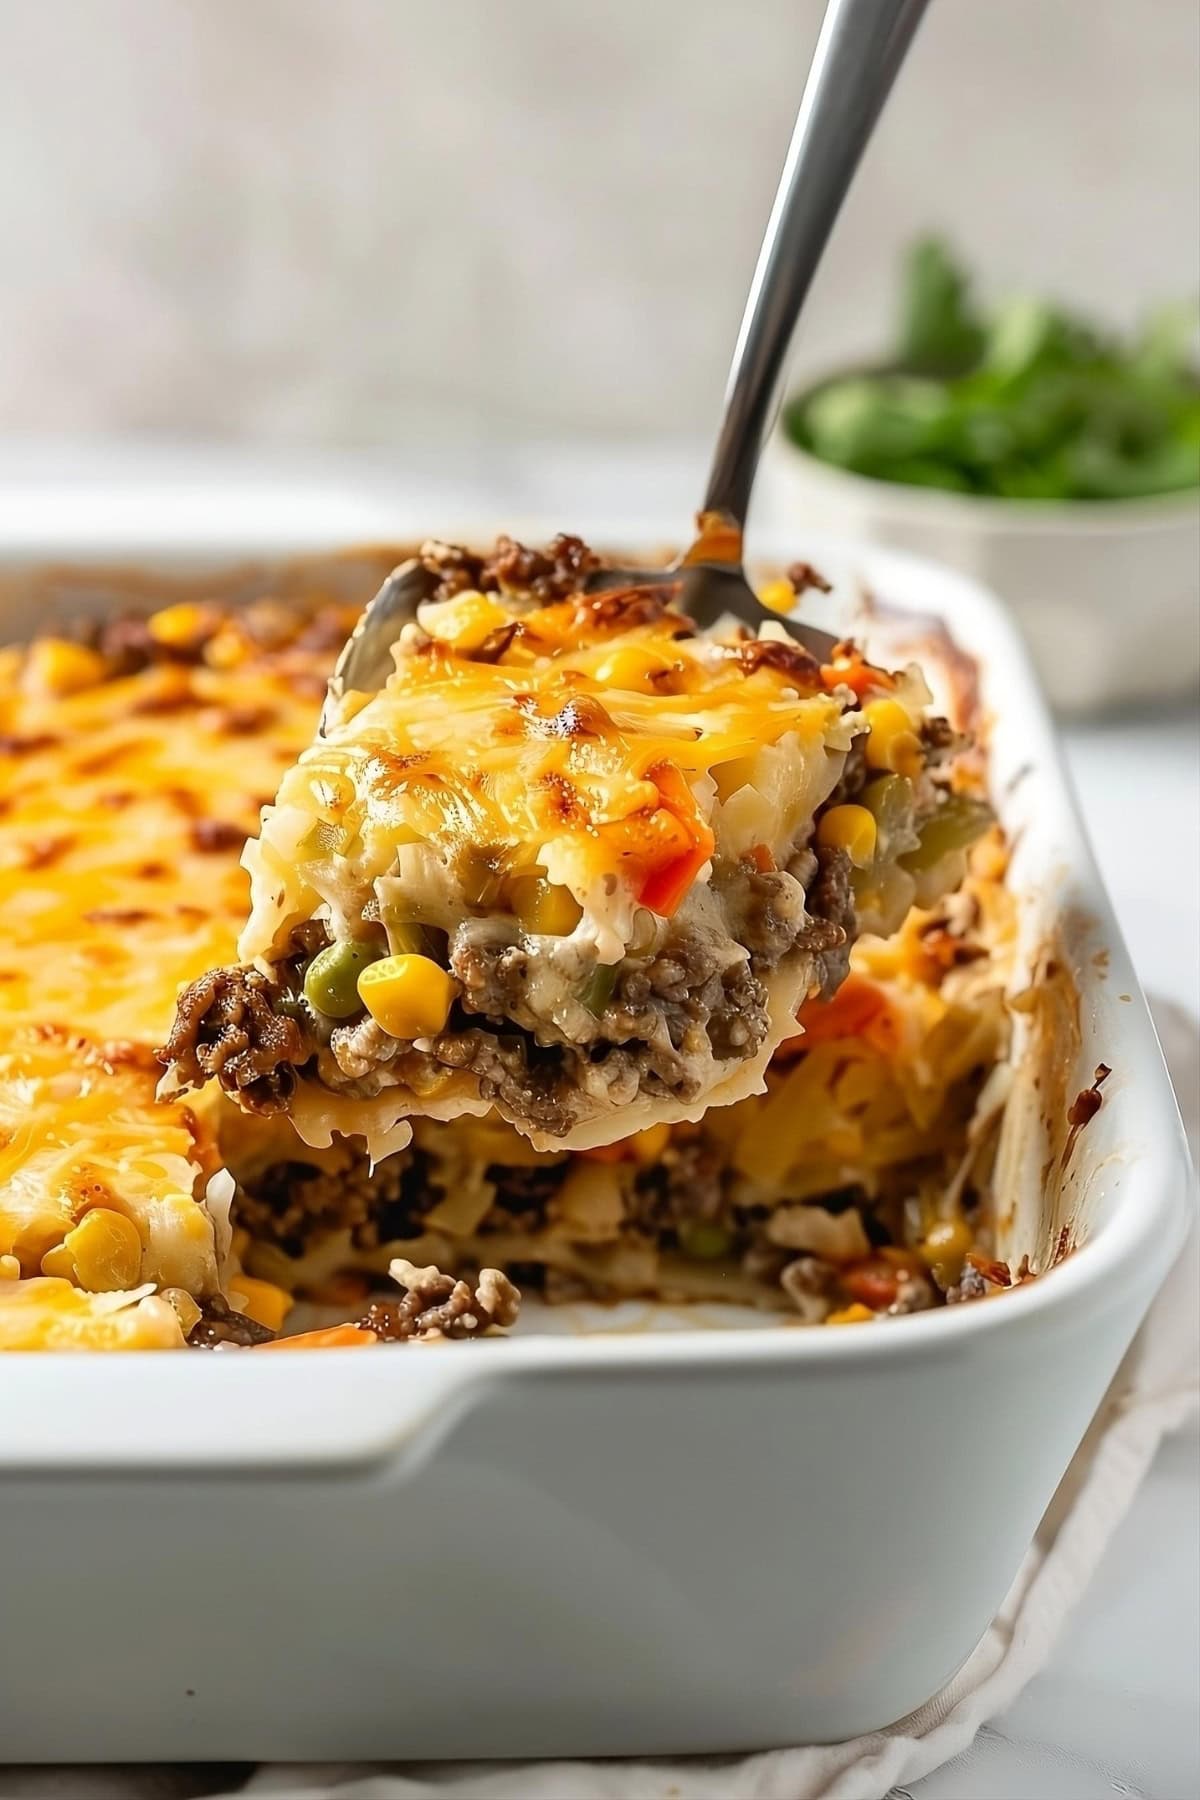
[358,953,458,1039]
[418,590,510,651]
[204,625,248,669]
[592,646,673,690]
[21,637,108,698]
[41,1208,143,1291]
[815,803,878,868]
[228,1275,294,1333]
[863,699,922,780]
[147,602,213,650]
[825,1303,875,1325]
[758,578,795,615]
[509,874,583,936]
[630,1122,671,1165]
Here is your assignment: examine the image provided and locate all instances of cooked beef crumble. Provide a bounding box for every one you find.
[187,1296,276,1349]
[421,533,600,604]
[160,967,309,1109]
[803,847,856,998]
[235,1148,440,1257]
[355,1262,520,1340]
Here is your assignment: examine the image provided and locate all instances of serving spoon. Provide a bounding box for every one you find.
[322,0,930,733]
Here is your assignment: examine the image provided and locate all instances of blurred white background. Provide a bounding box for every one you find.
[0,0,1197,446]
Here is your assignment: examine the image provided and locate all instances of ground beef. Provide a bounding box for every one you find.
[158,966,310,1112]
[920,715,964,764]
[420,533,599,603]
[717,865,846,974]
[487,1160,569,1225]
[235,1148,440,1258]
[355,1262,521,1340]
[630,1134,726,1231]
[187,1296,276,1349]
[435,914,775,1134]
[785,560,833,598]
[804,847,856,998]
[719,638,823,687]
[428,1028,598,1138]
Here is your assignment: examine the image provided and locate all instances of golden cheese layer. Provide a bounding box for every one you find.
[242,594,862,967]
[0,598,355,1345]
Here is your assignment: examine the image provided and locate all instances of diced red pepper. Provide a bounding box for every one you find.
[636,762,716,918]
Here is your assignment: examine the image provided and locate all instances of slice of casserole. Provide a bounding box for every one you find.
[161,536,984,1154]
[233,831,1016,1324]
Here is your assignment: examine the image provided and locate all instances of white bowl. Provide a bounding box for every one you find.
[762,427,1200,714]
[0,508,1193,1760]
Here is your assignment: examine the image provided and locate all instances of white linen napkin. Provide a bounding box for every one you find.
[5,1004,1196,1800]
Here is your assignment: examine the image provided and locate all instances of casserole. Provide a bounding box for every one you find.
[0,536,1003,1339]
[0,507,1191,1760]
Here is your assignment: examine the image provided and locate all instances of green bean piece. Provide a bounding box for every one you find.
[580,963,618,1018]
[900,795,994,873]
[860,774,919,860]
[303,939,381,1019]
[386,920,432,957]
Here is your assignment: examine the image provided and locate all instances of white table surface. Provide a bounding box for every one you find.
[1,440,1196,1799]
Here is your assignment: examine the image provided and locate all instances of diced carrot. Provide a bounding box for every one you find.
[840,1259,900,1311]
[797,974,899,1054]
[258,1325,378,1351]
[821,650,896,700]
[636,761,716,918]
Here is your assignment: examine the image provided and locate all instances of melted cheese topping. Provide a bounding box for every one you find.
[242,601,857,962]
[0,602,353,1340]
[0,656,332,1041]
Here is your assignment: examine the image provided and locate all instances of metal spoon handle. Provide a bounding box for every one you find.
[702,0,930,530]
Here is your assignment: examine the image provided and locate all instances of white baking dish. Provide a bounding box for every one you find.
[0,498,1192,1762]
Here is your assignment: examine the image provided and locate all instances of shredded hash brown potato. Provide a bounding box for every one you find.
[0,542,1016,1349]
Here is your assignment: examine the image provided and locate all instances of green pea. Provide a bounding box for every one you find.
[900,795,993,872]
[678,1220,733,1261]
[303,939,381,1018]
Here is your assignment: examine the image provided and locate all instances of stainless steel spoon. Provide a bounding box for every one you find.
[322,0,929,732]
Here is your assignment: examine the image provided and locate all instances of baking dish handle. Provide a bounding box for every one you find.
[0,1346,512,1473]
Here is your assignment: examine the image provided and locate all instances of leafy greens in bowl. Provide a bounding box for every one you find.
[785,239,1200,503]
